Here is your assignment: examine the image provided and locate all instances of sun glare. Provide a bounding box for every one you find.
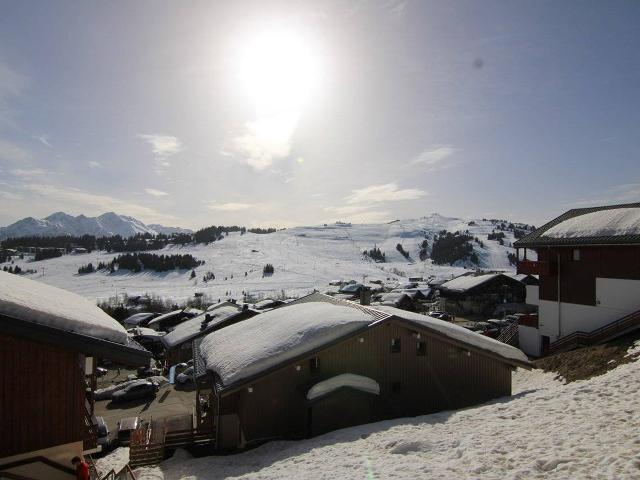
[237,28,322,117]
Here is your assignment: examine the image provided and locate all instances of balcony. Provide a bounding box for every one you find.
[517,260,556,276]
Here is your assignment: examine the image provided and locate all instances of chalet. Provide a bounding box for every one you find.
[161,304,259,365]
[438,273,526,316]
[514,203,640,356]
[146,308,202,332]
[0,271,150,479]
[192,293,529,450]
[378,292,415,310]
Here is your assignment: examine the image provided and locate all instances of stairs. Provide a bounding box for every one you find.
[496,322,519,346]
[547,308,640,355]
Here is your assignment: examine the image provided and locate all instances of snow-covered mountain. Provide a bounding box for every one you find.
[5,214,531,302]
[148,224,193,235]
[0,212,183,239]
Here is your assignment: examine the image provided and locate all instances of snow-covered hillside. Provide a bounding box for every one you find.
[0,211,181,239]
[120,342,640,479]
[6,214,527,302]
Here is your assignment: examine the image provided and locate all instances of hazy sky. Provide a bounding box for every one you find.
[0,1,639,229]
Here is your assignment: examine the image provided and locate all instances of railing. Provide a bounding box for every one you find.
[547,308,640,355]
[128,417,215,469]
[98,464,137,480]
[496,322,519,346]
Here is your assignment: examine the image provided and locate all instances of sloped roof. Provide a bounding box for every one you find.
[199,302,375,387]
[514,203,640,247]
[0,271,149,365]
[440,273,503,293]
[162,306,248,349]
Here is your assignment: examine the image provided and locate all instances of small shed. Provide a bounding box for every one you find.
[439,273,526,316]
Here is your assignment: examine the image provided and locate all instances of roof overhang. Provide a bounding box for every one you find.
[0,313,151,366]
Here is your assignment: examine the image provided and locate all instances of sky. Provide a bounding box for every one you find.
[0,0,639,229]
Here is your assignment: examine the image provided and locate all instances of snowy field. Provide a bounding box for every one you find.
[7,215,524,303]
[117,342,639,479]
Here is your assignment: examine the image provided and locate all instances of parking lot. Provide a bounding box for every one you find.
[94,368,196,434]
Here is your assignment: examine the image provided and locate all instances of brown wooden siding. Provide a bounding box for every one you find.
[216,319,512,446]
[538,246,640,305]
[0,334,86,458]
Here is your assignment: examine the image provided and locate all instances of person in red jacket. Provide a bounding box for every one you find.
[71,456,90,480]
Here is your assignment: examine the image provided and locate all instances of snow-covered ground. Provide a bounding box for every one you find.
[129,348,639,480]
[6,215,525,303]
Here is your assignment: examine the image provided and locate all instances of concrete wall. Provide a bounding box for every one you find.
[518,325,541,357]
[538,277,640,340]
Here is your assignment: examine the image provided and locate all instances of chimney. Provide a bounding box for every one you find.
[360,287,372,306]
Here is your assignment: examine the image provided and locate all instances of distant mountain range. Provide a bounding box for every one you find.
[0,212,192,239]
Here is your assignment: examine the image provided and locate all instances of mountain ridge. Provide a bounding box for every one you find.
[0,212,191,239]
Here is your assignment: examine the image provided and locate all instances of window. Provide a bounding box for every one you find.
[391,382,401,394]
[416,341,426,356]
[390,337,401,353]
[572,249,580,261]
[309,357,319,371]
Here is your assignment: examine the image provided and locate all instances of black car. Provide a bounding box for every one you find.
[111,381,159,403]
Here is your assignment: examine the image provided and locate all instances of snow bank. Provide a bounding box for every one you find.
[135,357,640,480]
[307,374,380,401]
[376,306,529,364]
[162,306,244,348]
[200,303,374,386]
[440,273,501,293]
[543,207,640,238]
[0,270,128,344]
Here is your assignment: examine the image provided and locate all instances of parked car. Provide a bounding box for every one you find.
[96,416,111,449]
[487,319,510,329]
[428,311,453,321]
[111,381,158,403]
[96,367,108,377]
[176,366,194,384]
[117,417,139,445]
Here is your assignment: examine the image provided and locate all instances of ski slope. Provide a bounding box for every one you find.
[6,214,527,303]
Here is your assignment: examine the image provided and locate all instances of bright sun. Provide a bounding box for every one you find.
[238,28,321,117]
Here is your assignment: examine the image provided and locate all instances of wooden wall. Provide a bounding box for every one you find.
[216,318,512,447]
[538,246,640,305]
[0,334,85,458]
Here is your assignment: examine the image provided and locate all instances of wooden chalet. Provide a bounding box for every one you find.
[0,271,150,480]
[514,202,640,356]
[192,293,530,450]
[438,273,526,316]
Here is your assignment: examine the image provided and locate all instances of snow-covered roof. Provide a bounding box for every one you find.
[440,273,502,293]
[307,374,380,401]
[376,306,529,364]
[380,292,410,306]
[543,208,640,239]
[162,306,247,349]
[128,327,165,338]
[146,309,183,327]
[199,302,375,387]
[0,270,128,345]
[123,312,156,326]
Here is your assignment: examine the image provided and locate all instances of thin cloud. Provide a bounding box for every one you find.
[345,183,426,204]
[88,161,101,168]
[33,135,52,148]
[207,202,252,211]
[144,188,169,197]
[139,134,182,174]
[564,183,640,208]
[231,113,298,170]
[410,145,457,170]
[138,134,182,157]
[11,168,48,177]
[323,205,391,223]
